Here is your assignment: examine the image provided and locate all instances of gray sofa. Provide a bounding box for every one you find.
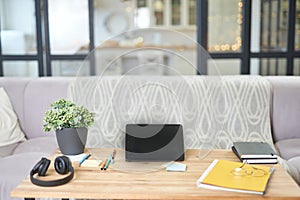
[0,76,299,200]
[0,77,73,200]
[267,77,300,184]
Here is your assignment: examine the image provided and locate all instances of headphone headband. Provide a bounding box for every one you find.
[30,156,74,187]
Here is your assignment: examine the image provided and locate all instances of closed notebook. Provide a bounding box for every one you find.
[232,142,278,159]
[197,159,274,195]
[238,158,278,164]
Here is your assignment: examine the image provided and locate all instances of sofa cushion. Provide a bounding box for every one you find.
[0,88,26,147]
[0,152,53,200]
[0,137,57,200]
[13,136,57,155]
[0,143,18,158]
[289,157,300,172]
[275,138,300,160]
[267,77,300,142]
[287,157,300,186]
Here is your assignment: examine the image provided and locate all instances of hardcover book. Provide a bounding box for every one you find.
[232,142,278,164]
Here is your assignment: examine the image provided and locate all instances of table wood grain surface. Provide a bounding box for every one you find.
[11,149,300,199]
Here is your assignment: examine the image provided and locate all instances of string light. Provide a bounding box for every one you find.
[210,0,243,52]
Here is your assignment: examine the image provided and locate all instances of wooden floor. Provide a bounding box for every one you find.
[11,149,300,199]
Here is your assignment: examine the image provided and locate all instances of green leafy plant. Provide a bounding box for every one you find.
[43,98,94,132]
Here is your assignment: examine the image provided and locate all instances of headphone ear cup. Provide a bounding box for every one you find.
[55,156,71,174]
[37,158,51,176]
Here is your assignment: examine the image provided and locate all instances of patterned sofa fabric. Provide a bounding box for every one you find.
[69,76,274,150]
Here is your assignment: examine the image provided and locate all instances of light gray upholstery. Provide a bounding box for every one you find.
[0,143,18,158]
[13,136,57,155]
[23,77,74,139]
[0,152,52,200]
[267,76,300,185]
[0,76,299,200]
[289,157,300,174]
[275,139,300,160]
[267,76,300,142]
[287,158,300,185]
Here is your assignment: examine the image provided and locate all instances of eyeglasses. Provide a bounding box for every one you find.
[231,161,267,177]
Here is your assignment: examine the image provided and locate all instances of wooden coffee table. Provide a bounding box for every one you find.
[11,149,300,200]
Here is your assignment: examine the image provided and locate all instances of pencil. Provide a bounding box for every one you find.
[100,159,107,170]
[98,161,103,167]
[104,157,111,170]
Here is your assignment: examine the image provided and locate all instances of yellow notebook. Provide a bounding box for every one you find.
[196,159,274,195]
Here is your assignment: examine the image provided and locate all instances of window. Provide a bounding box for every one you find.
[0,0,299,76]
[199,0,299,76]
[48,0,90,55]
[0,0,41,76]
[0,0,37,55]
[208,0,242,53]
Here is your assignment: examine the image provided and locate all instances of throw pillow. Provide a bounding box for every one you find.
[0,88,26,147]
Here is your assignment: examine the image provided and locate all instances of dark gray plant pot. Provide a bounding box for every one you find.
[56,127,88,155]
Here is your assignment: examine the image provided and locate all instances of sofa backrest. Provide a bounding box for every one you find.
[0,78,31,133]
[267,77,300,142]
[1,76,299,144]
[0,77,74,139]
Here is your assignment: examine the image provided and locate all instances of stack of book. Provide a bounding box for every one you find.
[232,142,278,164]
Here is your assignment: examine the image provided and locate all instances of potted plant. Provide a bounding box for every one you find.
[43,98,94,155]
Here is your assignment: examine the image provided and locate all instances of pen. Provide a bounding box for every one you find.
[79,154,91,166]
[111,150,116,164]
[112,149,116,159]
[104,157,112,170]
[100,159,107,170]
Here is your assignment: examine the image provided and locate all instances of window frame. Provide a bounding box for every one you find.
[0,0,298,76]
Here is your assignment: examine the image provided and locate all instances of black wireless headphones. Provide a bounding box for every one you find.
[30,156,74,187]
